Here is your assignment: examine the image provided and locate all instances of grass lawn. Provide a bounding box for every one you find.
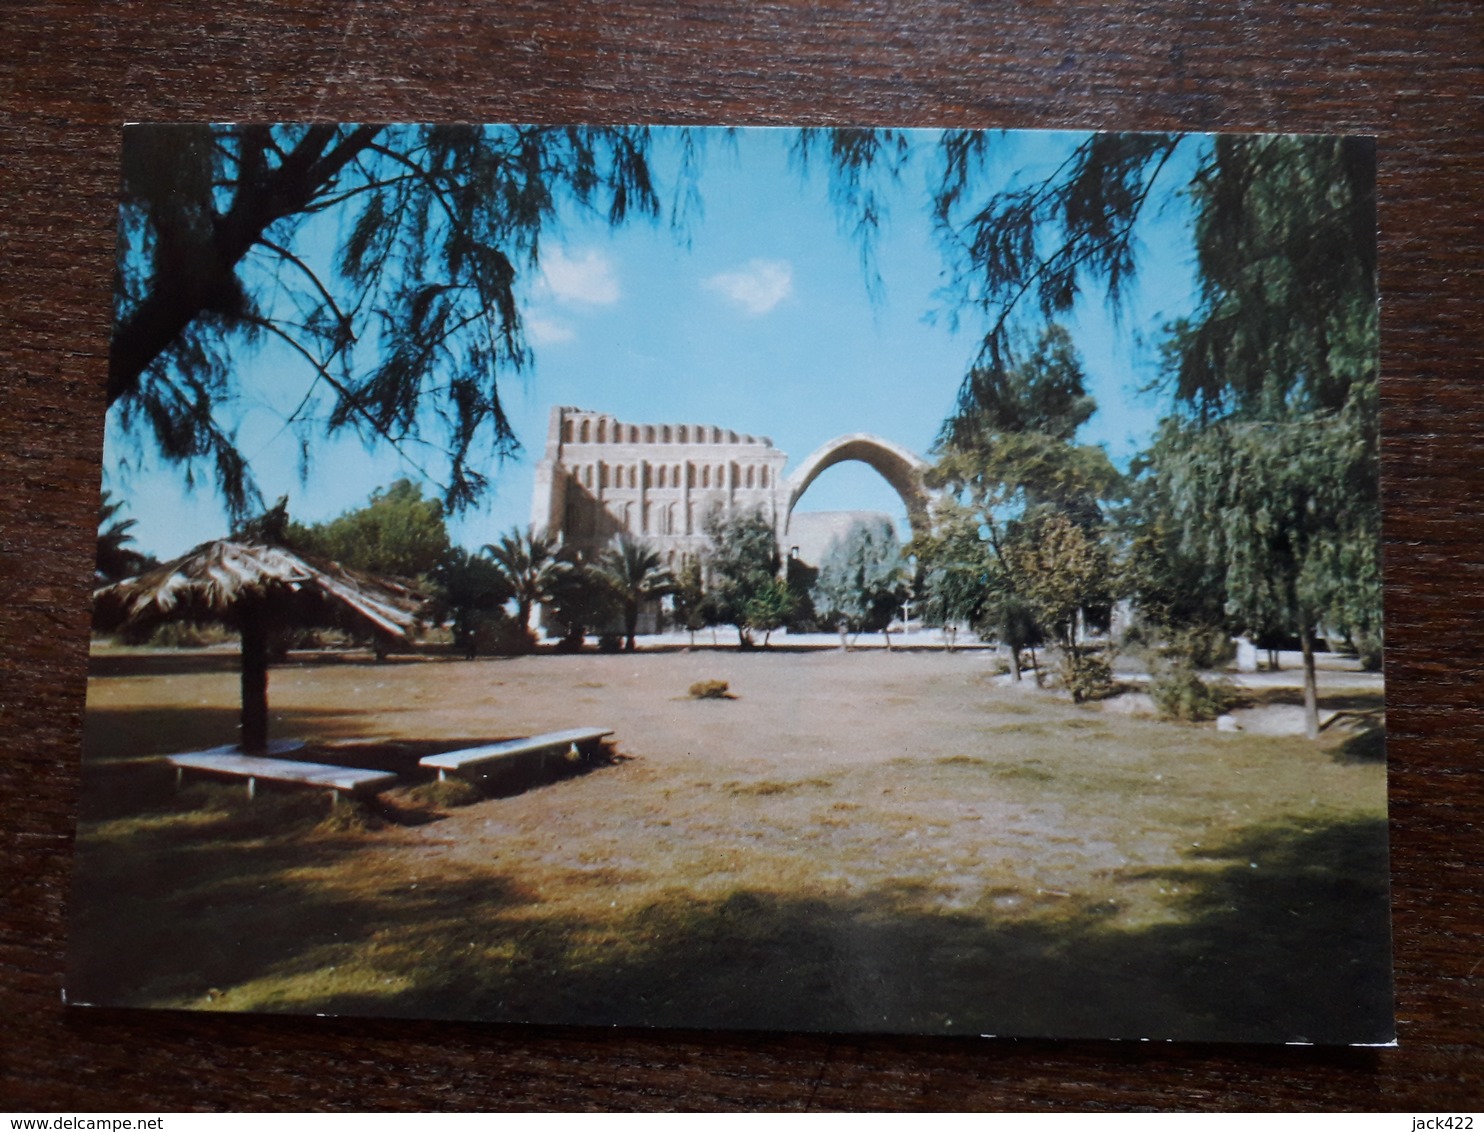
[68,648,1391,1042]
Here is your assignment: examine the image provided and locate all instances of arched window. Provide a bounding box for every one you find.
[629,425,639,442]
[584,465,594,489]
[701,465,711,488]
[678,426,688,443]
[746,466,755,489]
[760,467,769,488]
[644,426,656,443]
[597,419,607,443]
[673,464,681,486]
[667,503,677,535]
[599,463,609,489]
[562,419,574,443]
[658,466,667,489]
[580,420,591,443]
[623,503,633,532]
[643,503,652,533]
[662,426,672,443]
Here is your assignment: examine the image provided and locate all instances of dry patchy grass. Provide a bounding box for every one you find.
[70,648,1390,1041]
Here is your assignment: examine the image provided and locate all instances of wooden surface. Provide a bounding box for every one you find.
[3,0,1481,1111]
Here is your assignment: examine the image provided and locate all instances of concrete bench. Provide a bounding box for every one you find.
[166,744,399,805]
[419,727,614,782]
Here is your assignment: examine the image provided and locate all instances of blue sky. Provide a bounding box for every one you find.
[104,128,1204,560]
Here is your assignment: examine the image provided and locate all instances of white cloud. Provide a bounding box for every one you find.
[525,314,575,345]
[703,258,794,316]
[540,247,620,305]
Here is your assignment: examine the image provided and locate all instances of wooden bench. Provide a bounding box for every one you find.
[166,743,399,805]
[419,727,614,782]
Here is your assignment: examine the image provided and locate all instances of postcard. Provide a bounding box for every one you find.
[71,124,1391,1043]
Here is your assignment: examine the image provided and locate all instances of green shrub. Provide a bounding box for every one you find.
[1150,659,1238,721]
[1163,626,1235,670]
[689,679,731,699]
[1354,633,1384,672]
[1058,646,1116,703]
[405,777,483,808]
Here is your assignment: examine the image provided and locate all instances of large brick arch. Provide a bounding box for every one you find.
[782,433,932,540]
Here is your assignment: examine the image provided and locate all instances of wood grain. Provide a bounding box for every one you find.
[3,0,1481,1110]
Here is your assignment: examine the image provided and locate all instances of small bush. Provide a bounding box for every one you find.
[405,778,483,808]
[487,619,537,657]
[1354,633,1384,672]
[598,633,623,653]
[137,622,236,649]
[1150,659,1238,722]
[1163,626,1236,670]
[1058,646,1116,703]
[452,611,529,659]
[689,679,731,699]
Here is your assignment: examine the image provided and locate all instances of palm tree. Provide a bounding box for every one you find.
[481,527,567,646]
[599,534,675,651]
[96,491,150,583]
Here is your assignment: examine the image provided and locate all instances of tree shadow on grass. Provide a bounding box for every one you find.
[1332,725,1386,764]
[69,809,1391,1044]
[78,730,629,824]
[82,706,383,763]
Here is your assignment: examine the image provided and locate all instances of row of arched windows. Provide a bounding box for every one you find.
[563,417,754,447]
[568,462,773,491]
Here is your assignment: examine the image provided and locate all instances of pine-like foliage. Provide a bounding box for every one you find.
[811,518,908,637]
[112,124,663,520]
[1151,136,1381,656]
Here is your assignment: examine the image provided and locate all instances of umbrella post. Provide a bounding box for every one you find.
[239,609,270,753]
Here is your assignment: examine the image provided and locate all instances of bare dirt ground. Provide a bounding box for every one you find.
[69,647,1391,1042]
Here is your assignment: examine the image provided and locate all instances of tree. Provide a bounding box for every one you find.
[1136,137,1378,736]
[597,534,675,651]
[112,124,664,520]
[1146,401,1380,735]
[670,558,708,649]
[546,556,622,652]
[922,326,1119,678]
[288,479,450,579]
[426,547,511,658]
[1117,451,1230,645]
[1003,511,1114,700]
[811,518,909,650]
[96,491,153,583]
[891,131,1377,735]
[910,500,993,647]
[481,527,568,649]
[930,325,1119,533]
[741,579,796,648]
[701,508,783,650]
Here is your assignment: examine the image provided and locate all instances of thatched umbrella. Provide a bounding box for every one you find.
[93,540,425,752]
